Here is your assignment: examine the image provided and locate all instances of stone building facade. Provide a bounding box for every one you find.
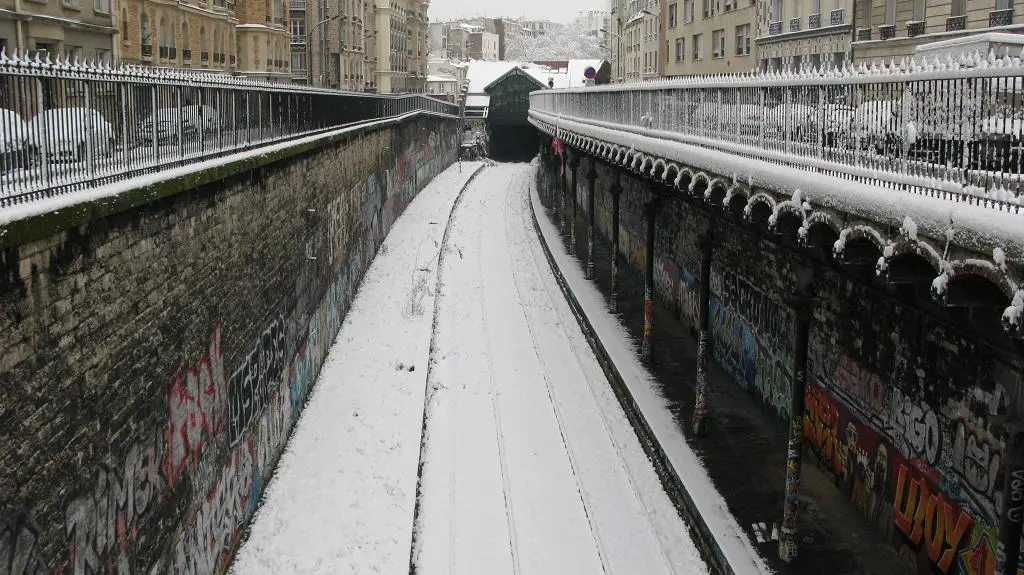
[0,0,116,65]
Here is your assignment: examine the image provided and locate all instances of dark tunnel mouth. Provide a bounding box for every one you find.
[489,126,541,162]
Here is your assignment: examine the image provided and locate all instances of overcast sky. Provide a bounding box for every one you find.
[428,0,607,24]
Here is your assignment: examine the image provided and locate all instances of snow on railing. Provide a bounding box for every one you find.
[531,49,1024,212]
[0,50,458,206]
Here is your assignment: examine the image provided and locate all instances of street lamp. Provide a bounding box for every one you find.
[307,12,342,87]
[599,27,622,83]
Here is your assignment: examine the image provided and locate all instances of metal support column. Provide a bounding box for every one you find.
[778,267,816,563]
[610,176,622,313]
[998,426,1024,575]
[569,157,579,255]
[560,156,567,236]
[640,192,659,364]
[691,230,714,435]
[586,161,597,279]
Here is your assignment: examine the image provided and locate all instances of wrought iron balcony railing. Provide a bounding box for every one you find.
[991,8,1014,26]
[529,54,1024,213]
[879,24,895,39]
[789,17,801,32]
[809,13,821,29]
[856,28,871,40]
[0,55,459,206]
[830,8,844,24]
[947,15,967,31]
[907,20,925,36]
[769,21,782,35]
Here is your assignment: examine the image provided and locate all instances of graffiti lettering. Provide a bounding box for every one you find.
[754,352,790,419]
[166,324,227,486]
[804,384,843,478]
[893,464,972,573]
[65,432,165,575]
[888,388,942,466]
[0,511,45,575]
[951,418,1003,507]
[172,440,254,575]
[835,353,887,420]
[1008,469,1024,523]
[717,269,791,350]
[228,317,287,445]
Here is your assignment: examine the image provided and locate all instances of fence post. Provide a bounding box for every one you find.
[570,155,579,255]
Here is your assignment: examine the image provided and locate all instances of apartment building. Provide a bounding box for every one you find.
[574,9,611,38]
[468,31,498,60]
[290,0,367,89]
[447,24,470,60]
[0,0,116,64]
[236,0,291,81]
[756,0,852,71]
[621,0,661,80]
[852,0,1024,62]
[428,21,447,57]
[115,0,238,72]
[372,0,427,93]
[662,0,757,75]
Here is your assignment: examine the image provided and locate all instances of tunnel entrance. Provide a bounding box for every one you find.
[488,126,540,162]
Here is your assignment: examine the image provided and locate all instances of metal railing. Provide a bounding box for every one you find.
[530,51,1024,212]
[0,52,458,206]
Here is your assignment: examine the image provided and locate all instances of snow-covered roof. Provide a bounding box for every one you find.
[484,66,547,93]
[466,95,490,108]
[427,75,458,83]
[465,59,604,94]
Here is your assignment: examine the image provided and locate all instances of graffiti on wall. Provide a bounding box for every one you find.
[65,431,167,574]
[1,510,46,575]
[166,324,228,487]
[42,124,460,575]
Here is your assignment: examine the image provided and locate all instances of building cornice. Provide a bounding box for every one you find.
[755,23,851,45]
[0,7,116,33]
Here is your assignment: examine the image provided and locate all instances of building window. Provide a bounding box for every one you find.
[669,3,678,27]
[735,23,750,55]
[675,37,684,61]
[885,0,895,25]
[692,33,702,59]
[912,0,925,21]
[771,0,783,22]
[96,48,111,65]
[292,51,307,71]
[64,45,83,62]
[702,0,713,18]
[712,28,724,58]
[94,0,109,14]
[291,16,305,39]
[141,13,151,51]
[951,0,966,16]
[684,0,694,22]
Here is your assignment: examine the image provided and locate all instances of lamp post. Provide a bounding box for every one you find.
[307,12,341,87]
[599,27,622,83]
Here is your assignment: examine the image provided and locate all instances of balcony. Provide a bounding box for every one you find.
[769,20,782,35]
[990,8,1013,26]
[809,13,821,28]
[789,17,801,32]
[290,0,306,8]
[946,14,966,30]
[879,24,895,39]
[830,8,844,25]
[856,27,871,40]
[907,20,925,36]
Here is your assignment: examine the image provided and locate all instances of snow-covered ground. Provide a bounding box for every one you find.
[231,161,707,574]
[229,161,483,574]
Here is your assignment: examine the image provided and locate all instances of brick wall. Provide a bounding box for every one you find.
[556,157,1023,575]
[0,116,458,574]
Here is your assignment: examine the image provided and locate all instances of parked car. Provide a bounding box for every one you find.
[848,100,904,156]
[26,107,115,162]
[138,105,220,146]
[0,108,31,168]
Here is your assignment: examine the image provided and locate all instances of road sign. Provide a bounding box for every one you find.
[584,66,597,79]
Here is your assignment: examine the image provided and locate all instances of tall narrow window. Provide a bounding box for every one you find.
[121,8,130,44]
[885,0,896,25]
[951,0,966,15]
[912,0,925,20]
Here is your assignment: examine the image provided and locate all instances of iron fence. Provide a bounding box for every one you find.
[0,52,457,206]
[530,51,1024,211]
